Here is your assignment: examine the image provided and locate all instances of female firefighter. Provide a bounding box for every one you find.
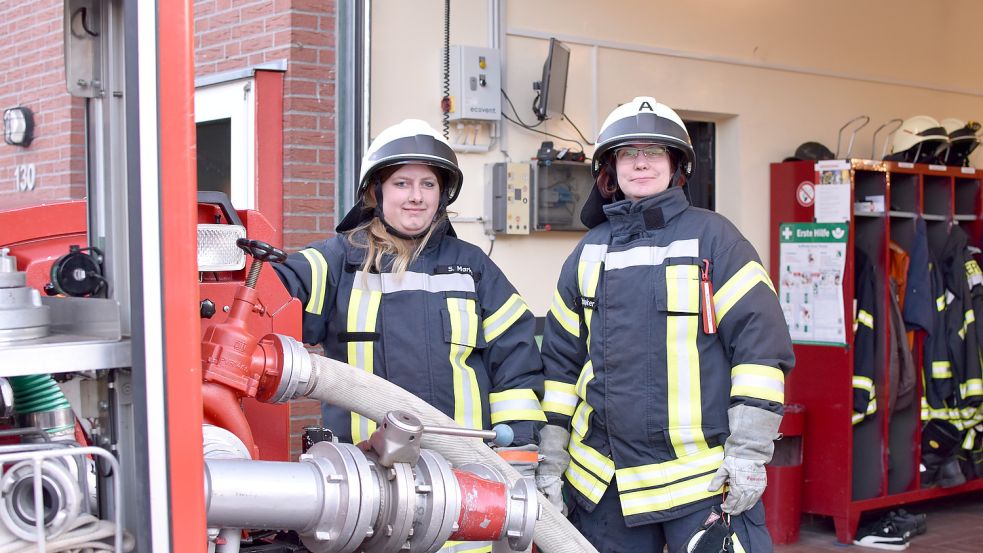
[538,97,795,552]
[273,120,547,546]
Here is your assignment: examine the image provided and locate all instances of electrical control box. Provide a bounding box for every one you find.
[447,45,501,122]
[532,160,593,231]
[487,160,593,234]
[486,162,531,234]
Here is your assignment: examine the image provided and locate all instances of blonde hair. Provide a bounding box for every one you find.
[346,182,447,275]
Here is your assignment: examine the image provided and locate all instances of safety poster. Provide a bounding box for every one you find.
[778,222,848,346]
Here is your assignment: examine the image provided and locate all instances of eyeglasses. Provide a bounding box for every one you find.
[615,146,669,161]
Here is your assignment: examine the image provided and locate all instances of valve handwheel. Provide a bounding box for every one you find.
[236,238,287,263]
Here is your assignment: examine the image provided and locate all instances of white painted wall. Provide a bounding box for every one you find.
[370,0,983,315]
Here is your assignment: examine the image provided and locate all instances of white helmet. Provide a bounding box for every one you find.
[338,119,464,233]
[888,115,949,163]
[591,96,695,177]
[939,118,981,166]
[580,97,695,228]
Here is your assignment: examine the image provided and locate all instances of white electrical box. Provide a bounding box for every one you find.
[447,45,501,121]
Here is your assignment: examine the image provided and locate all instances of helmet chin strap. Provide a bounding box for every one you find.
[372,180,448,241]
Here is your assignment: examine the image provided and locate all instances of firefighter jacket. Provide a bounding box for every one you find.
[273,221,546,446]
[852,249,878,424]
[922,226,983,426]
[540,186,794,526]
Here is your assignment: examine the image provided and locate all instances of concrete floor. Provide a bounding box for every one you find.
[775,491,983,552]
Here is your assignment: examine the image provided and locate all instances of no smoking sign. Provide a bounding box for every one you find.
[796,181,815,207]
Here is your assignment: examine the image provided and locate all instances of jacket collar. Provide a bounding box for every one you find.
[343,218,454,269]
[602,186,690,236]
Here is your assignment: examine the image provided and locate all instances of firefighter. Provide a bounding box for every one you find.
[274,120,546,552]
[539,97,795,552]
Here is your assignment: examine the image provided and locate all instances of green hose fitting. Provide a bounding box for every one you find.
[9,374,75,437]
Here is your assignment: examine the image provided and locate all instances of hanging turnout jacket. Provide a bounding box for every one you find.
[853,249,878,424]
[541,187,795,526]
[274,221,546,446]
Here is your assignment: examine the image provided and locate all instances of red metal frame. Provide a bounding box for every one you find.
[159,2,206,550]
[771,159,983,543]
[255,69,285,245]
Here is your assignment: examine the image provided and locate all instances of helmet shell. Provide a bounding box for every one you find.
[592,97,695,177]
[890,115,949,159]
[357,119,464,205]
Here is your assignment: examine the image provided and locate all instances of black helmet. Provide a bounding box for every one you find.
[784,141,835,162]
[338,119,463,234]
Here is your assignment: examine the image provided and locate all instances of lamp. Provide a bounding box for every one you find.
[3,107,34,147]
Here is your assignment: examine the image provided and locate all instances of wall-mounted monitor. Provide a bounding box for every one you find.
[533,38,570,121]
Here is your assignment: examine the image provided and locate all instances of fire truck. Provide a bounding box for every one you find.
[0,2,591,552]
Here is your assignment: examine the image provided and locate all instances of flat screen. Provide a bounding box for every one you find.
[535,38,570,121]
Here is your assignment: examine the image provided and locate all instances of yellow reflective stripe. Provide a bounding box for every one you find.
[575,360,594,400]
[731,364,785,403]
[549,289,580,337]
[959,309,976,339]
[577,245,605,354]
[936,295,946,312]
[732,532,747,553]
[932,361,953,379]
[448,298,482,429]
[483,293,529,343]
[347,287,382,442]
[666,264,700,313]
[713,261,776,325]
[866,397,878,415]
[615,446,724,492]
[962,378,983,398]
[568,432,615,480]
[852,411,866,425]
[488,389,546,424]
[667,314,707,457]
[543,380,579,417]
[299,248,328,315]
[852,375,874,394]
[619,472,719,517]
[856,309,874,329]
[571,401,594,438]
[438,542,492,553]
[565,459,608,504]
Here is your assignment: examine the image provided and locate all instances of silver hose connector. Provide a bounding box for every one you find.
[261,334,313,403]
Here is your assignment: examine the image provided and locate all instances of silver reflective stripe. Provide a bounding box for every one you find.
[603,239,699,271]
[352,271,475,294]
[580,244,609,263]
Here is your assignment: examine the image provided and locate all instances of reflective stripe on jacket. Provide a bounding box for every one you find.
[541,187,794,526]
[274,222,545,445]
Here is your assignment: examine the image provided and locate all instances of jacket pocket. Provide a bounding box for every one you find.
[440,298,487,349]
[663,258,701,315]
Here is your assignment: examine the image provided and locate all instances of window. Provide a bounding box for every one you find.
[684,120,715,211]
[194,78,256,209]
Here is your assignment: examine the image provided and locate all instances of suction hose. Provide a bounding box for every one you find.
[8,375,75,439]
[304,354,599,553]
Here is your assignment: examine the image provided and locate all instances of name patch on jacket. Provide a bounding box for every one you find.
[434,264,481,282]
[579,296,598,310]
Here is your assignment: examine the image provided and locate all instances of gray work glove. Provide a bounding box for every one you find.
[535,425,571,516]
[707,404,782,515]
[496,444,539,479]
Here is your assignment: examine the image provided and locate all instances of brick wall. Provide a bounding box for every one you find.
[0,0,86,206]
[195,0,337,460]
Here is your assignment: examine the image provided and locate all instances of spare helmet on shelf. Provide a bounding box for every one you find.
[939,118,981,167]
[885,115,949,164]
[783,141,835,162]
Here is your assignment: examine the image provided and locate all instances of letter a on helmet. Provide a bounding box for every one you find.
[591,96,696,177]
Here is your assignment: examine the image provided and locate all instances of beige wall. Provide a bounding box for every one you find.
[371,0,983,315]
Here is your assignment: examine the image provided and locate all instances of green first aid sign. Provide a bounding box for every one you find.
[779,222,848,243]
